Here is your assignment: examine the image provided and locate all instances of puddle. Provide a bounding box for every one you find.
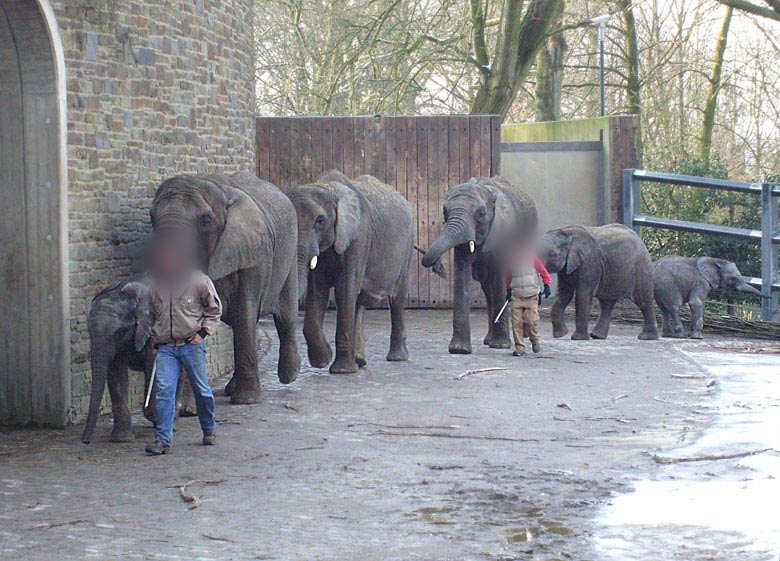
[595,350,780,560]
[409,506,456,526]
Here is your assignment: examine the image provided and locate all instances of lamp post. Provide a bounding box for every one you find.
[591,15,609,117]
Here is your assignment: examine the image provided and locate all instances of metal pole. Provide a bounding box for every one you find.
[623,169,641,235]
[599,22,606,117]
[760,182,778,321]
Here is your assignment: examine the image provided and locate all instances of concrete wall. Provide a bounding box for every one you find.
[502,115,640,227]
[500,141,603,232]
[0,0,257,425]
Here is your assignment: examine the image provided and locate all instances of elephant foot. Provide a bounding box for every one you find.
[386,344,409,362]
[590,329,608,340]
[143,406,158,426]
[109,428,135,443]
[552,325,568,339]
[277,350,301,384]
[179,405,197,418]
[330,356,358,374]
[448,336,472,355]
[224,374,237,397]
[638,329,659,341]
[230,377,262,405]
[356,355,367,368]
[689,332,703,340]
[482,335,490,346]
[571,331,590,341]
[486,335,512,349]
[307,342,333,369]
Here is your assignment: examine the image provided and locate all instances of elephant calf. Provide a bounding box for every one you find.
[286,171,413,374]
[541,223,658,341]
[81,279,155,444]
[653,256,761,338]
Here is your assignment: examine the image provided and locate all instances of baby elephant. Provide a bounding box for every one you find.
[653,256,761,339]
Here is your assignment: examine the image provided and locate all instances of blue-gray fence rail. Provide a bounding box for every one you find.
[623,169,780,322]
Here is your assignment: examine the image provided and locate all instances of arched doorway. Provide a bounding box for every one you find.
[0,0,69,425]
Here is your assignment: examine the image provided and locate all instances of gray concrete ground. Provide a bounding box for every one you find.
[0,309,747,561]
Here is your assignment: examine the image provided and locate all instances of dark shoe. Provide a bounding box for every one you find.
[202,430,216,446]
[531,342,541,354]
[145,440,170,455]
[512,350,527,357]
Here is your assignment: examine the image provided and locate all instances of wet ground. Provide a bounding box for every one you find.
[0,309,776,561]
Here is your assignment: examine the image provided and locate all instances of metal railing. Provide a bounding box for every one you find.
[623,169,780,322]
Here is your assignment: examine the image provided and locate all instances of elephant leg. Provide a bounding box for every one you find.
[142,362,158,426]
[659,304,674,337]
[551,283,574,338]
[177,372,197,417]
[484,265,511,349]
[355,303,367,367]
[591,298,616,339]
[330,268,364,374]
[671,305,685,338]
[107,361,134,443]
[572,286,593,340]
[387,287,409,362]
[482,274,494,346]
[449,246,473,354]
[689,300,705,339]
[637,300,660,340]
[273,268,302,384]
[229,289,262,404]
[304,272,333,368]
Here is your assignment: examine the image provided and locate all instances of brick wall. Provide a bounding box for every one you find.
[51,0,255,420]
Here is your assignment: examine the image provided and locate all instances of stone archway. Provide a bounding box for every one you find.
[0,0,69,425]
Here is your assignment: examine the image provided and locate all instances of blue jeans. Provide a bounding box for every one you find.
[154,341,216,444]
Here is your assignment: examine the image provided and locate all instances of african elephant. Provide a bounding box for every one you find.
[653,256,761,338]
[150,171,301,404]
[285,171,413,374]
[540,223,659,341]
[421,177,537,354]
[81,279,155,444]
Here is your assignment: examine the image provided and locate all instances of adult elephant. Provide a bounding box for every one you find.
[285,171,413,374]
[150,171,301,404]
[653,256,760,338]
[81,279,155,443]
[421,177,537,354]
[540,223,658,341]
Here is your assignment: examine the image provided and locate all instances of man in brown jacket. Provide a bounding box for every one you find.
[145,242,222,455]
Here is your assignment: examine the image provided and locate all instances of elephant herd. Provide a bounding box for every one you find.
[81,171,760,444]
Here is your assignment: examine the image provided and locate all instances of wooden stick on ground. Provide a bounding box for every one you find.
[454,367,507,380]
[373,429,538,443]
[178,480,202,509]
[653,448,776,464]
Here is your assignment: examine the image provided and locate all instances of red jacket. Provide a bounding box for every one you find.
[506,257,551,290]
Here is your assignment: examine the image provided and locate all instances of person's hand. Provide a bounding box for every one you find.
[543,284,551,298]
[188,333,203,344]
[506,288,512,301]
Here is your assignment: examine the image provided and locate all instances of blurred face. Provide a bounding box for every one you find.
[151,239,195,282]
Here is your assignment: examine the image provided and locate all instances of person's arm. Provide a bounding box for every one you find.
[198,276,223,338]
[535,257,551,285]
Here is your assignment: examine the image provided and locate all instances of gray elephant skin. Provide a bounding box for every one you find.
[81,279,155,444]
[541,223,659,340]
[653,255,760,338]
[150,171,301,404]
[286,171,413,374]
[421,177,537,354]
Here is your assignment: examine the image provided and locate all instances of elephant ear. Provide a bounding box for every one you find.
[565,229,594,275]
[332,181,363,255]
[482,187,515,254]
[122,281,152,352]
[697,257,722,289]
[208,182,269,280]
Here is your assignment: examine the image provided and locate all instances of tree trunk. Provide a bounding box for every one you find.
[620,0,643,162]
[700,5,734,165]
[534,1,566,122]
[470,0,562,120]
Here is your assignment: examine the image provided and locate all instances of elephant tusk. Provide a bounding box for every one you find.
[309,255,318,270]
[469,240,475,253]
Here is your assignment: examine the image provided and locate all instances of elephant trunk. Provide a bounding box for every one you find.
[737,281,762,296]
[422,212,475,268]
[81,343,111,444]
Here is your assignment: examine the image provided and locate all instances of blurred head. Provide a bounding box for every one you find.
[149,236,196,282]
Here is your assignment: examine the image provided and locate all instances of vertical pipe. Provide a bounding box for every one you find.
[760,183,778,321]
[623,169,641,235]
[599,23,606,117]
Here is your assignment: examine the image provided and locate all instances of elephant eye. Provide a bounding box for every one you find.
[314,215,326,230]
[199,214,214,230]
[476,208,489,223]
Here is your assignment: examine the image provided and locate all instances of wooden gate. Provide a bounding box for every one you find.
[255,114,501,308]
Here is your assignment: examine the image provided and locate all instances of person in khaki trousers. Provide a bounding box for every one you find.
[506,246,551,356]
